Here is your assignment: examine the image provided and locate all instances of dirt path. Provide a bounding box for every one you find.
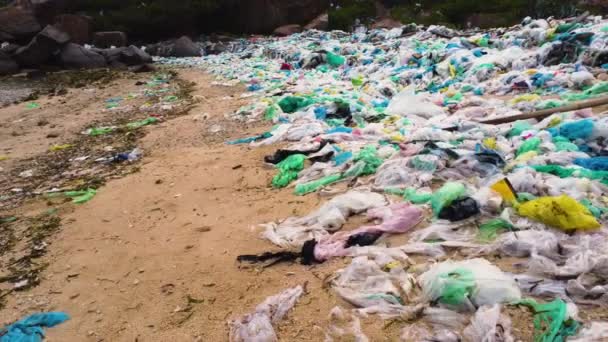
[0,69,375,341]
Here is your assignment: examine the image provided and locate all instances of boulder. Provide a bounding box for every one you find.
[29,0,69,25]
[59,43,106,69]
[1,43,21,55]
[13,25,69,67]
[0,6,41,42]
[273,24,302,36]
[304,13,328,31]
[173,36,201,57]
[371,18,403,30]
[0,51,19,75]
[119,45,152,66]
[54,14,92,45]
[93,31,127,48]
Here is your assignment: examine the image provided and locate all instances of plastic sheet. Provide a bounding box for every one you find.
[516,298,580,342]
[272,154,306,188]
[430,182,467,216]
[463,305,514,342]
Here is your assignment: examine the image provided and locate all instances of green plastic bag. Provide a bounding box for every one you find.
[126,117,159,130]
[63,188,97,204]
[88,127,115,136]
[516,137,541,157]
[580,198,607,218]
[430,182,466,216]
[326,52,346,67]
[404,188,432,204]
[516,298,580,342]
[553,136,579,152]
[278,96,314,114]
[294,174,343,196]
[436,268,476,306]
[532,164,608,185]
[478,218,514,242]
[508,121,533,138]
[352,145,383,176]
[562,82,608,101]
[271,154,306,188]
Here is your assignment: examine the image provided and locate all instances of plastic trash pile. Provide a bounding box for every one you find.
[166,15,608,341]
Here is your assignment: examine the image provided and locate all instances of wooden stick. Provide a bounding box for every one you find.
[479,95,608,125]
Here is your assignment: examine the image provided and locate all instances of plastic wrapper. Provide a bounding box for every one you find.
[430,182,467,216]
[325,307,369,342]
[516,298,580,342]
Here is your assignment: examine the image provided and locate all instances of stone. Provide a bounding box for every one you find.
[0,6,41,42]
[54,14,92,45]
[172,36,201,57]
[119,45,152,66]
[273,24,303,37]
[93,31,127,48]
[0,51,18,75]
[13,25,70,67]
[1,43,21,55]
[225,0,327,33]
[304,13,328,31]
[59,43,106,69]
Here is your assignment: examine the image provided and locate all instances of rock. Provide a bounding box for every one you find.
[371,18,403,29]
[273,24,303,36]
[54,14,92,45]
[173,36,201,57]
[304,13,328,31]
[29,0,69,26]
[92,31,127,48]
[0,51,18,75]
[59,43,106,69]
[0,6,41,42]
[119,45,152,66]
[13,25,69,67]
[128,64,155,73]
[1,43,21,55]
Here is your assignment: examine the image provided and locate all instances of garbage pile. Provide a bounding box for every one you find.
[170,14,608,341]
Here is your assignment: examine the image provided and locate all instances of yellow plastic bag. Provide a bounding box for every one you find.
[490,178,517,204]
[517,195,600,231]
[483,137,497,150]
[509,94,541,105]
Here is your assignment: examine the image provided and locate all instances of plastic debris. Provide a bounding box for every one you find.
[516,298,580,342]
[517,195,600,231]
[0,312,69,342]
[272,154,306,188]
[229,285,304,342]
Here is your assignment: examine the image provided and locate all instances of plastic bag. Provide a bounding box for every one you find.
[478,218,514,242]
[386,88,445,119]
[294,173,343,195]
[516,298,580,342]
[516,137,541,157]
[404,187,432,204]
[229,285,304,342]
[549,119,594,141]
[272,154,306,188]
[430,182,467,216]
[507,121,534,138]
[438,197,480,222]
[463,305,514,342]
[326,52,346,67]
[570,322,608,342]
[325,307,369,342]
[419,258,521,311]
[516,195,600,231]
[573,157,608,171]
[278,96,314,114]
[353,145,383,176]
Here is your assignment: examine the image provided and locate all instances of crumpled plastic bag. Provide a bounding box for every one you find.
[463,305,514,342]
[516,298,580,342]
[516,195,600,231]
[430,182,467,216]
[229,285,304,342]
[569,322,608,342]
[419,258,521,311]
[386,88,446,119]
[325,307,369,342]
[272,154,306,188]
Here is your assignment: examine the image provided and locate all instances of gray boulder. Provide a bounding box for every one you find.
[93,31,127,48]
[0,6,41,42]
[54,14,92,45]
[119,45,152,66]
[13,25,70,67]
[304,13,328,31]
[0,51,19,75]
[59,43,106,69]
[173,36,201,57]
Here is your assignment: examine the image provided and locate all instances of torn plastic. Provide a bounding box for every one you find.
[463,305,514,342]
[229,285,304,342]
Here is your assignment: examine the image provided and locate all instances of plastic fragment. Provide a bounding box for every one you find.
[516,195,600,231]
[430,182,466,216]
[272,154,306,188]
[516,298,580,342]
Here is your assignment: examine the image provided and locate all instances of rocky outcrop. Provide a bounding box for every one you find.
[172,36,201,57]
[59,42,106,69]
[93,31,128,48]
[0,51,19,75]
[119,45,153,66]
[0,6,41,42]
[13,24,69,67]
[273,24,303,37]
[54,14,92,45]
[305,13,328,31]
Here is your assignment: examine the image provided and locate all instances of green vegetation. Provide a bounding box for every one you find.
[330,0,377,31]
